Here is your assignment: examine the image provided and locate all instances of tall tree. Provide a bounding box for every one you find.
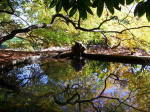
[0,0,150,46]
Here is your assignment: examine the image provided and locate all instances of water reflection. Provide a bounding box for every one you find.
[71,59,85,72]
[0,59,150,111]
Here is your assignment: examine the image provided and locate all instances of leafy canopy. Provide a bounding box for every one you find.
[49,0,150,21]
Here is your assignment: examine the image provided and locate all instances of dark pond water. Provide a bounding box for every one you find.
[0,58,150,112]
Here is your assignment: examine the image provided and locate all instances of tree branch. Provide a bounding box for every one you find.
[98,16,117,28]
[100,96,146,112]
[0,9,14,15]
[0,0,14,15]
[7,0,14,13]
[0,24,52,45]
[51,14,150,34]
[53,73,145,111]
[1,13,150,46]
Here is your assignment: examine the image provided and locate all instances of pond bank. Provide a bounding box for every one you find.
[0,49,69,67]
[1,45,150,67]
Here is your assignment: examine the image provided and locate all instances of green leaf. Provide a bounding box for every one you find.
[56,0,62,13]
[84,0,92,6]
[97,0,104,17]
[146,11,150,21]
[134,2,146,17]
[80,10,87,20]
[78,5,87,20]
[62,0,71,12]
[86,6,93,15]
[81,0,93,15]
[69,6,77,17]
[93,0,98,8]
[69,0,76,6]
[126,0,134,5]
[114,0,121,10]
[134,4,139,16]
[77,0,87,19]
[146,6,150,21]
[118,0,125,5]
[49,0,56,8]
[105,0,114,14]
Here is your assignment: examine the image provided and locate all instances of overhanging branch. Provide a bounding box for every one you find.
[1,13,150,46]
[0,24,52,45]
[51,14,150,34]
[0,0,14,15]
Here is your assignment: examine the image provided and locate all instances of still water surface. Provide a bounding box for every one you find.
[0,58,150,112]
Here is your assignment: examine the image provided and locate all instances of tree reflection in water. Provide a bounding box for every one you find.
[71,59,85,72]
[0,59,149,112]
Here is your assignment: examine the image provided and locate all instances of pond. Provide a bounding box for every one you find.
[0,58,150,112]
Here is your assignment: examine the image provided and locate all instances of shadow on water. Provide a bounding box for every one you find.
[0,58,150,112]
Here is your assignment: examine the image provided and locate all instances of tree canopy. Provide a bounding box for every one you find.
[0,0,150,48]
[49,0,150,20]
